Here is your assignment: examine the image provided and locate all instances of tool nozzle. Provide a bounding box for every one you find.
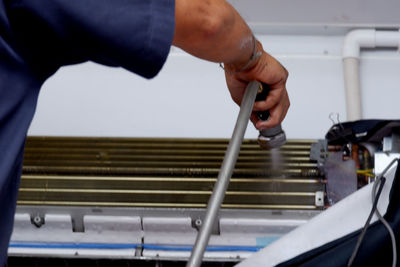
[258,125,287,149]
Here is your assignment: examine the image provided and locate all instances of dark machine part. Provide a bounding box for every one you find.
[326,119,400,145]
[325,120,400,172]
[315,120,400,205]
[256,82,287,149]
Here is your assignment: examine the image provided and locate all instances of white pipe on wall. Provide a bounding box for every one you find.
[343,29,400,121]
[343,57,362,121]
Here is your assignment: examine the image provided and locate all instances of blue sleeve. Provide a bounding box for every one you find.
[5,0,175,79]
[0,1,175,265]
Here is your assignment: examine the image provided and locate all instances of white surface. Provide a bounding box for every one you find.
[142,217,195,232]
[374,153,400,176]
[219,218,306,234]
[8,248,136,259]
[236,163,398,267]
[10,214,142,244]
[27,33,400,139]
[84,215,141,232]
[229,0,400,29]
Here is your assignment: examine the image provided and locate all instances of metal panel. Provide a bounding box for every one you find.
[19,137,325,210]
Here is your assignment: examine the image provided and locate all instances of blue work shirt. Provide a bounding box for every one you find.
[0,0,175,265]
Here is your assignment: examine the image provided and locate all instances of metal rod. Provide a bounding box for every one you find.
[186,81,259,267]
[17,200,318,210]
[21,175,322,183]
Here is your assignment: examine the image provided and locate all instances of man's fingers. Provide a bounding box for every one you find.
[253,86,285,111]
[250,113,259,126]
[255,90,290,129]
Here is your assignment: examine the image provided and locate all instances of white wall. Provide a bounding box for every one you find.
[27,33,400,139]
[230,0,400,28]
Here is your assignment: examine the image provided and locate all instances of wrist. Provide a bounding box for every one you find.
[221,36,263,75]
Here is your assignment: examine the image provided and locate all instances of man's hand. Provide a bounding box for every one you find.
[173,0,290,129]
[224,41,290,130]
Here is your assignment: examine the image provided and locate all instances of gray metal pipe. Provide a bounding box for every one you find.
[186,81,260,267]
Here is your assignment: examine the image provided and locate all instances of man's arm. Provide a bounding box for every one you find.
[173,0,290,130]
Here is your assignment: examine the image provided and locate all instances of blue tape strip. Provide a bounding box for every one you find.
[9,242,264,252]
[143,244,262,252]
[256,236,280,247]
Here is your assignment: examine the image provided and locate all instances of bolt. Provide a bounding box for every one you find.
[195,219,202,228]
[32,215,44,228]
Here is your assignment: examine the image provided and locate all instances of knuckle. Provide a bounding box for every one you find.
[280,66,289,82]
[284,67,289,78]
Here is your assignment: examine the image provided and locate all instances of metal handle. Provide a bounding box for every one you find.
[186,81,260,267]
